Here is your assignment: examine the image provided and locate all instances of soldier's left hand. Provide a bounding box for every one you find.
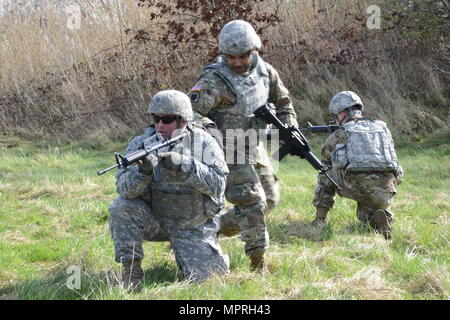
[158,152,183,172]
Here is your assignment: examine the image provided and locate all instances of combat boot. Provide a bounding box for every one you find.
[122,259,144,291]
[372,210,392,240]
[249,254,265,271]
[311,207,329,225]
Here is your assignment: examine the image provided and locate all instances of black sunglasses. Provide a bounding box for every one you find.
[152,115,179,124]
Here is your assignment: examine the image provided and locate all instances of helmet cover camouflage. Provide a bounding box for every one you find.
[148,90,193,121]
[218,20,262,55]
[329,91,364,115]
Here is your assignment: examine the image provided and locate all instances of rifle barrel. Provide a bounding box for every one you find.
[299,125,341,133]
[97,164,119,176]
[97,131,188,176]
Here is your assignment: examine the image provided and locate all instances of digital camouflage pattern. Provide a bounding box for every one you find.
[328,91,364,115]
[190,54,298,129]
[223,163,268,255]
[313,121,403,226]
[148,90,194,121]
[340,119,402,173]
[218,142,280,237]
[189,52,297,257]
[109,124,230,282]
[218,20,262,54]
[254,143,280,211]
[202,53,270,132]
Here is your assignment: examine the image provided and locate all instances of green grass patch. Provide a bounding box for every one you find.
[0,134,448,300]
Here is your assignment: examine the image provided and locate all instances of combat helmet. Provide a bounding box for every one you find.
[148,90,193,121]
[329,91,364,117]
[218,20,262,55]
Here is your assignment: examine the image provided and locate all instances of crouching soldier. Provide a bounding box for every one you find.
[312,91,403,239]
[109,90,230,289]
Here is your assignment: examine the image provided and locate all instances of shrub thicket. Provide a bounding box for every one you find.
[0,0,448,141]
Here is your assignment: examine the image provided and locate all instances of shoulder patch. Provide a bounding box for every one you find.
[190,84,202,92]
[189,92,200,103]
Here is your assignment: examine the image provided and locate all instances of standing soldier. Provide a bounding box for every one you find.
[312,91,403,239]
[188,20,298,269]
[109,90,230,289]
[218,144,280,238]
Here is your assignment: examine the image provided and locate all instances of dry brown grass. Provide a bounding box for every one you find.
[312,265,406,299]
[406,269,450,299]
[266,1,449,134]
[0,0,448,140]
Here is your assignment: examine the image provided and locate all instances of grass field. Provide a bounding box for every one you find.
[0,133,448,300]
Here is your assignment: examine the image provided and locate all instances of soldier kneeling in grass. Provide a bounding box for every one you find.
[311,91,403,239]
[108,90,230,290]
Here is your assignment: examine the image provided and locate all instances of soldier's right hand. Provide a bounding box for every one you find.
[139,154,158,174]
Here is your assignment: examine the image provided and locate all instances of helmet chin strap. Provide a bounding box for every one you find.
[176,117,182,129]
[342,112,353,125]
[335,114,344,126]
[248,49,259,72]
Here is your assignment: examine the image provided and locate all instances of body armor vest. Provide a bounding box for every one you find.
[205,54,270,164]
[205,54,270,132]
[331,119,400,173]
[142,126,214,229]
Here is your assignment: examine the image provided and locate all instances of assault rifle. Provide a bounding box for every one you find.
[254,104,340,189]
[300,122,341,134]
[266,122,340,140]
[97,132,187,176]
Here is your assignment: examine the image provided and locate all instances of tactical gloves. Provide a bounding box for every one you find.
[158,152,184,173]
[139,154,158,174]
[139,152,187,174]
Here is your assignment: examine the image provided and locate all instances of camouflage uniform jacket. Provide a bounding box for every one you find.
[189,54,298,131]
[115,124,228,230]
[320,119,404,189]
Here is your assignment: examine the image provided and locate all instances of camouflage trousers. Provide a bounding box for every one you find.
[109,196,230,282]
[313,170,398,223]
[221,163,269,257]
[255,143,280,211]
